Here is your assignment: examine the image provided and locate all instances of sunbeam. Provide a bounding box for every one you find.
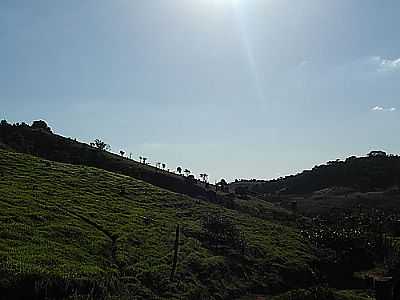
[230,2,265,102]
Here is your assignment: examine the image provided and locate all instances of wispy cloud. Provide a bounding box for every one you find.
[298,60,309,68]
[369,56,400,72]
[336,56,400,78]
[371,106,396,112]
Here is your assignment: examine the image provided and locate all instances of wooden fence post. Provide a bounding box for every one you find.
[170,224,180,281]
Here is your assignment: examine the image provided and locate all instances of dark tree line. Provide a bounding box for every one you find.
[248,152,400,195]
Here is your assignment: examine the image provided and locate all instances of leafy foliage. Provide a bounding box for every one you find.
[31,120,52,133]
[201,214,247,253]
[92,139,111,151]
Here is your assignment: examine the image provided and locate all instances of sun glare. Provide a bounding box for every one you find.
[198,0,240,9]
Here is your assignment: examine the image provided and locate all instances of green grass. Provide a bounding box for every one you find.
[0,149,315,299]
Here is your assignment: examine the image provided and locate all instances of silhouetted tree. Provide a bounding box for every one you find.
[31,120,52,133]
[162,163,166,170]
[139,156,143,163]
[142,157,148,164]
[217,179,228,192]
[177,167,182,175]
[93,139,110,151]
[184,169,191,177]
[120,150,125,157]
[156,162,161,168]
[200,173,208,183]
[186,174,196,184]
[368,150,387,157]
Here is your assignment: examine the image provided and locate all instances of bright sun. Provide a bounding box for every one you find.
[200,0,240,8]
[182,0,242,19]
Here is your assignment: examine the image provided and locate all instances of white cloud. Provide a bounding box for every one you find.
[369,56,400,72]
[298,60,309,68]
[371,106,396,112]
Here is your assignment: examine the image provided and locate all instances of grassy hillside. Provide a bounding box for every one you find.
[0,121,294,226]
[0,121,211,199]
[0,121,292,222]
[0,149,315,299]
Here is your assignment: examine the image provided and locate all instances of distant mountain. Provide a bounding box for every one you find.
[231,151,400,195]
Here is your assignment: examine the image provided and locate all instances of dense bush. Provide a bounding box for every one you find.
[31,120,52,133]
[201,214,247,254]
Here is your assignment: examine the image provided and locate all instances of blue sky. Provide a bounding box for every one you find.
[1,0,399,182]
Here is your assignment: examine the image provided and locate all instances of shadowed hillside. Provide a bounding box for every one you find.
[231,152,400,196]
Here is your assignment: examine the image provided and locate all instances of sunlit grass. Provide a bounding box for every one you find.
[0,149,314,299]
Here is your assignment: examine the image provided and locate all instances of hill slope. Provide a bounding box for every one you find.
[0,121,291,222]
[0,149,315,299]
[0,121,209,199]
[232,153,400,195]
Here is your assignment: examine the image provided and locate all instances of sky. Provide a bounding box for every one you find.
[1,0,400,182]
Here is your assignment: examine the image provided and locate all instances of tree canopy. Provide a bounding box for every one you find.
[31,120,52,133]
